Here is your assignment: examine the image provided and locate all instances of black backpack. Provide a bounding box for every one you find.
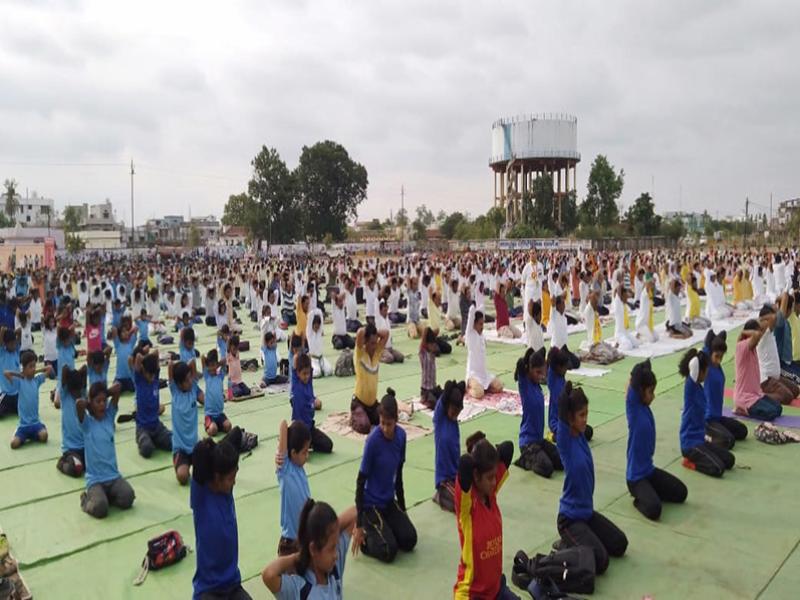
[513,546,595,595]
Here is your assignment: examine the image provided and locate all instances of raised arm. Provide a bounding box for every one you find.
[75,397,87,423]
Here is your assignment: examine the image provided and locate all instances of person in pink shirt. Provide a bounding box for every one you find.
[734,319,783,421]
[84,306,103,354]
[493,283,521,339]
[226,335,251,398]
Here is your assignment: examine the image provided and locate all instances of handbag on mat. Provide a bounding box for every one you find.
[133,530,189,585]
[513,546,595,595]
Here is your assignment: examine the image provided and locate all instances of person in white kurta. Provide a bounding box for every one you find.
[665,280,691,338]
[305,308,333,377]
[465,304,502,398]
[635,281,659,343]
[612,288,638,350]
[524,299,544,352]
[704,274,733,320]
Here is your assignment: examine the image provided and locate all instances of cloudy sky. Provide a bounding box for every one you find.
[1,0,798,225]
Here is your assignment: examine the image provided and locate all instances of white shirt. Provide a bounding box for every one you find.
[365,286,377,318]
[345,291,358,321]
[465,305,493,387]
[524,310,544,352]
[757,329,781,382]
[43,328,57,361]
[635,289,651,331]
[666,289,682,327]
[612,295,629,339]
[305,308,325,358]
[376,312,393,348]
[548,308,569,348]
[331,303,347,337]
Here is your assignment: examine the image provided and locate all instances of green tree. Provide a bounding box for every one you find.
[62,206,83,232]
[561,190,579,234]
[395,208,409,228]
[440,211,467,239]
[411,219,427,242]
[66,233,85,253]
[435,209,447,224]
[660,217,686,241]
[507,222,535,239]
[530,174,555,231]
[247,146,299,245]
[3,179,19,223]
[580,155,624,227]
[486,206,505,237]
[222,192,259,227]
[187,224,201,247]
[415,205,435,227]
[625,192,662,235]
[295,140,368,242]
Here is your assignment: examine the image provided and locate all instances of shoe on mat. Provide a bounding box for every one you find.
[511,550,533,590]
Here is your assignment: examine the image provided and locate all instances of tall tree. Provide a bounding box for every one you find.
[394,208,409,228]
[486,206,505,237]
[440,211,466,239]
[415,204,435,227]
[580,155,624,227]
[560,190,579,234]
[625,192,661,235]
[62,206,83,232]
[221,192,259,228]
[530,174,555,231]
[3,179,18,223]
[247,146,298,245]
[295,140,368,242]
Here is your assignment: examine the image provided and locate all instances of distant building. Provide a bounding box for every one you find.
[662,211,708,234]
[75,229,122,249]
[776,198,800,226]
[15,192,54,227]
[188,216,221,244]
[218,225,248,247]
[63,199,119,231]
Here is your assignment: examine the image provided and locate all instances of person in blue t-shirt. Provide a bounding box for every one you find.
[190,429,249,600]
[626,360,687,521]
[135,308,155,344]
[217,325,230,363]
[262,332,288,386]
[703,330,748,449]
[290,354,331,454]
[275,419,311,556]
[53,325,77,409]
[132,347,172,458]
[202,350,231,436]
[87,347,112,387]
[547,347,593,442]
[679,348,735,477]
[352,389,417,563]
[0,327,21,417]
[262,499,357,600]
[57,366,88,477]
[514,347,562,478]
[110,298,125,333]
[557,381,627,575]
[6,350,52,448]
[169,360,203,486]
[432,380,464,513]
[77,381,135,518]
[179,327,199,370]
[111,324,138,393]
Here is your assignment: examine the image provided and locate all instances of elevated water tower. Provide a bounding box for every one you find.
[490,113,580,228]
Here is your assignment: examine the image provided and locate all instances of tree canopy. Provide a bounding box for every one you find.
[247,146,298,245]
[580,155,624,227]
[625,192,662,235]
[3,179,18,223]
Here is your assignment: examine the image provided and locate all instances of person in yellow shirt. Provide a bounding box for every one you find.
[789,294,800,363]
[427,291,452,355]
[350,324,389,434]
[685,275,711,329]
[294,295,309,341]
[732,268,754,309]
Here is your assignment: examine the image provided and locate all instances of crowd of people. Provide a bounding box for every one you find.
[0,243,798,599]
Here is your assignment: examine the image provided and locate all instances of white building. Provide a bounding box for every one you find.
[15,192,54,227]
[75,229,122,249]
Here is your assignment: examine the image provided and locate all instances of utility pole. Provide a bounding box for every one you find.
[130,159,135,251]
[400,185,405,243]
[743,196,749,247]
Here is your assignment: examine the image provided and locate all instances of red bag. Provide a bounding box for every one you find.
[133,530,189,585]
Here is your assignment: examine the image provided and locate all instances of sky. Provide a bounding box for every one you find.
[0,0,798,225]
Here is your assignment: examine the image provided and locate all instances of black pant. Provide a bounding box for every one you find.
[311,426,333,454]
[136,422,172,458]
[332,333,355,350]
[515,440,563,478]
[683,442,735,478]
[706,417,748,450]
[597,305,609,316]
[362,501,417,563]
[436,337,452,355]
[346,319,362,333]
[627,467,687,521]
[0,393,18,417]
[560,345,581,370]
[557,511,628,575]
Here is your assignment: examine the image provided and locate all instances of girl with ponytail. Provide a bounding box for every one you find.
[514,348,562,478]
[556,382,628,575]
[190,429,248,600]
[432,380,465,512]
[262,498,357,599]
[626,360,687,521]
[678,348,735,477]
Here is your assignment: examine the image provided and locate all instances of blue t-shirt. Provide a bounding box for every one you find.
[17,374,46,427]
[0,348,20,394]
[557,416,594,521]
[82,402,121,487]
[277,454,310,540]
[88,362,109,387]
[179,343,196,364]
[60,387,84,452]
[203,369,225,418]
[433,394,459,488]
[217,337,227,361]
[704,361,725,423]
[626,385,655,482]
[113,337,136,381]
[547,368,565,435]
[276,532,350,600]
[680,378,706,451]
[518,376,545,448]
[360,426,406,510]
[111,307,125,330]
[134,370,161,431]
[0,305,13,330]
[57,341,76,372]
[775,312,793,365]
[15,275,29,297]
[135,319,150,343]
[191,479,241,599]
[262,345,278,380]
[170,380,198,455]
[290,370,315,429]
